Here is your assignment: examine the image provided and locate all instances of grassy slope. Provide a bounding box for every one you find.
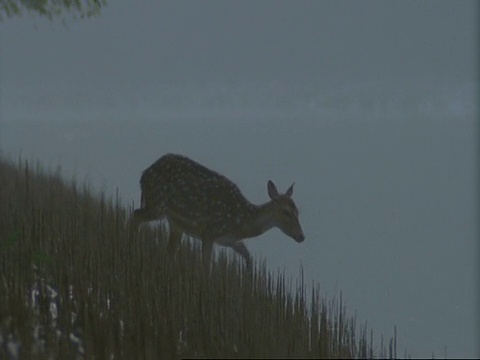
[0,157,395,359]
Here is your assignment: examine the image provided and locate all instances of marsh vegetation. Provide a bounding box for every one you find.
[0,157,397,358]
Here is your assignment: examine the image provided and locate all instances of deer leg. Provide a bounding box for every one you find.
[131,207,158,232]
[231,241,252,271]
[131,208,146,228]
[167,220,183,254]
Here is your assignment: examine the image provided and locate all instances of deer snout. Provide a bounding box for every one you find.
[294,233,305,243]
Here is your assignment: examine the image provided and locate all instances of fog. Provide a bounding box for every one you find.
[0,1,478,357]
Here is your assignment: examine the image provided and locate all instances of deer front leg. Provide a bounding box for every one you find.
[214,236,252,272]
[231,241,252,272]
[167,220,183,254]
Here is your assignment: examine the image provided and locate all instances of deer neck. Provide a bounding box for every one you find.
[237,201,276,239]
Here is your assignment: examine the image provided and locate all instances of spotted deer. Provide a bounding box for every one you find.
[132,153,304,270]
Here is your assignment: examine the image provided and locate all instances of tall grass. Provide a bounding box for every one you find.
[0,156,397,359]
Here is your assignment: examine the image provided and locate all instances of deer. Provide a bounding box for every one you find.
[131,153,304,271]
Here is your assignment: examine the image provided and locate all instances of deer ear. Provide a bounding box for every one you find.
[286,182,295,197]
[267,180,279,200]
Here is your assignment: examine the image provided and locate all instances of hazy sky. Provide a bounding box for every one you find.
[1,1,477,88]
[0,1,478,358]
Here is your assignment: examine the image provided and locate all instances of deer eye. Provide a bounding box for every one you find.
[283,208,291,216]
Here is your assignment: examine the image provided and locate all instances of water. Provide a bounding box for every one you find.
[0,81,477,358]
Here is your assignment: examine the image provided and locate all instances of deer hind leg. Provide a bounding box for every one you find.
[131,204,169,238]
[167,220,183,254]
[131,207,158,231]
